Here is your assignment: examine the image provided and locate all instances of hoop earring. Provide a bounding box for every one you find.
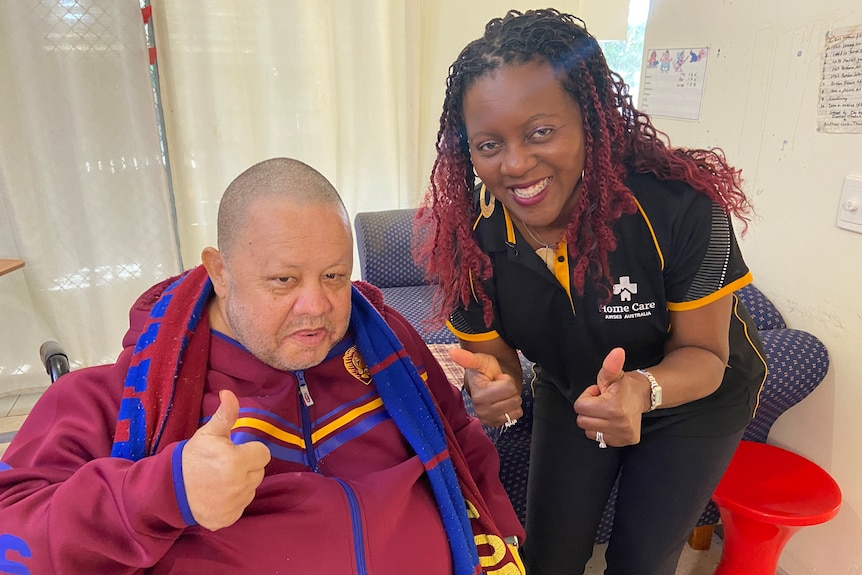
[479,185,496,218]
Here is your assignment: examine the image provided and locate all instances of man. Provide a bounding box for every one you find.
[0,158,524,574]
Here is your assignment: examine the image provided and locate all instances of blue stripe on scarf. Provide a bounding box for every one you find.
[111,271,212,460]
[349,286,480,575]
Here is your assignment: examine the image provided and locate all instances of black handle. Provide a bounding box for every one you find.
[39,340,70,383]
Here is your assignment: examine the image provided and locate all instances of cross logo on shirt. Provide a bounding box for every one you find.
[613,276,638,302]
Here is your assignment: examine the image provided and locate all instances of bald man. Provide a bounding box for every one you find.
[0,158,524,575]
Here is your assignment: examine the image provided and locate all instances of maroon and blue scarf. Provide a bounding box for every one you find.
[110,266,516,575]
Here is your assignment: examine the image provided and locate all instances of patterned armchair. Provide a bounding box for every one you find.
[354,209,456,345]
[353,208,831,550]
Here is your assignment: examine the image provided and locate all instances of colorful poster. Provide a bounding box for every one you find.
[640,47,709,121]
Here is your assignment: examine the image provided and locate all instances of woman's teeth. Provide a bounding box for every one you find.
[512,177,550,199]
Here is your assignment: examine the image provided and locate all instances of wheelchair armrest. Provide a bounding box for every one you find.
[39,340,70,383]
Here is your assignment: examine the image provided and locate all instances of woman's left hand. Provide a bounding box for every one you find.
[573,347,649,447]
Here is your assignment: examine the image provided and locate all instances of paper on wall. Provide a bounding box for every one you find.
[817,25,862,134]
[639,47,709,121]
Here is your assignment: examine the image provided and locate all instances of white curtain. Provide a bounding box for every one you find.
[152,0,424,267]
[0,0,180,396]
[0,1,631,400]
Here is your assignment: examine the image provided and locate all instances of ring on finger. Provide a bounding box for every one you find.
[596,430,608,449]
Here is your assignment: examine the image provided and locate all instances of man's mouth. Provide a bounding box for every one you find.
[290,328,329,345]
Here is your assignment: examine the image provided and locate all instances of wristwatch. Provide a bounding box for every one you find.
[636,369,662,412]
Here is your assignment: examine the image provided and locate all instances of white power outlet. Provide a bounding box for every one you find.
[837,176,862,234]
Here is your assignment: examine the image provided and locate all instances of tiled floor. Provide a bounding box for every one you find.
[1,390,730,574]
[585,539,724,574]
[0,391,45,457]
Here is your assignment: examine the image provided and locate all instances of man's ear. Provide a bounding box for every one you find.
[201,247,228,298]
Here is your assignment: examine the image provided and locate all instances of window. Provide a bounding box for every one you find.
[599,0,650,106]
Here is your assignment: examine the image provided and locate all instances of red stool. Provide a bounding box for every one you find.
[712,440,842,575]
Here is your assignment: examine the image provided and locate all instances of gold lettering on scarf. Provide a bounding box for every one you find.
[466,499,480,519]
[474,534,524,574]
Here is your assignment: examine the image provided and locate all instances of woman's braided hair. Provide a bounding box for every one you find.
[415,8,751,327]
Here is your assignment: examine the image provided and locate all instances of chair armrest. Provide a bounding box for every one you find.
[743,327,830,442]
[737,284,786,330]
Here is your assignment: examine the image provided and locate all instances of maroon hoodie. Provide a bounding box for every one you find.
[0,289,523,574]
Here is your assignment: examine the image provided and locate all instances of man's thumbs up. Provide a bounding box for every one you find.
[201,388,242,437]
[182,389,272,531]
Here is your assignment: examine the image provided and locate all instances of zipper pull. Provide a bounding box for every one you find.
[297,371,314,407]
[299,383,314,407]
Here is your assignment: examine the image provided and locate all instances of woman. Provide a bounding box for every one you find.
[415,9,767,575]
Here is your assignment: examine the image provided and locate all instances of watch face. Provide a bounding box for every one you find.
[637,369,661,411]
[651,385,662,408]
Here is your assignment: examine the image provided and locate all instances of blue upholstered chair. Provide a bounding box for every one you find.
[353,208,831,551]
[354,209,457,345]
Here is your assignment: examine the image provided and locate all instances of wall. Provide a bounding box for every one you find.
[644,0,862,572]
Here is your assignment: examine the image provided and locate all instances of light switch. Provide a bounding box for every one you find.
[837,176,862,234]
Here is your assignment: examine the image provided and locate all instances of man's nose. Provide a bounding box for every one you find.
[292,282,332,315]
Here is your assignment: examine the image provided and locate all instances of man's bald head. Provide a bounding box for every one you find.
[203,157,354,370]
[217,157,347,257]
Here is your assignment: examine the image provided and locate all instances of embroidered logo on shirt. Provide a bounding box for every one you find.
[343,346,372,385]
[601,275,657,321]
[613,275,637,301]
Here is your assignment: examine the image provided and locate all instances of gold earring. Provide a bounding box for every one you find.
[479,185,495,218]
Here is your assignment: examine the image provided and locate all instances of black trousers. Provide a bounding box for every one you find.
[522,380,744,575]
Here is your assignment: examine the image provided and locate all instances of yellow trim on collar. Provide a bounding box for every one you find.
[552,242,570,295]
[502,205,516,244]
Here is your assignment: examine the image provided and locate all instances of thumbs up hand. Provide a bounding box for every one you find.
[448,347,522,428]
[573,348,645,447]
[182,389,272,531]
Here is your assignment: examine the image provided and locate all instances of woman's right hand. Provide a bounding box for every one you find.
[448,347,523,427]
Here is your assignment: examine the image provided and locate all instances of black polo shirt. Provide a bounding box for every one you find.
[449,173,766,436]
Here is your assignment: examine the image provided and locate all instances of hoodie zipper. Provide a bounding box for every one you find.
[296,370,368,574]
[295,370,319,472]
[335,478,369,575]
